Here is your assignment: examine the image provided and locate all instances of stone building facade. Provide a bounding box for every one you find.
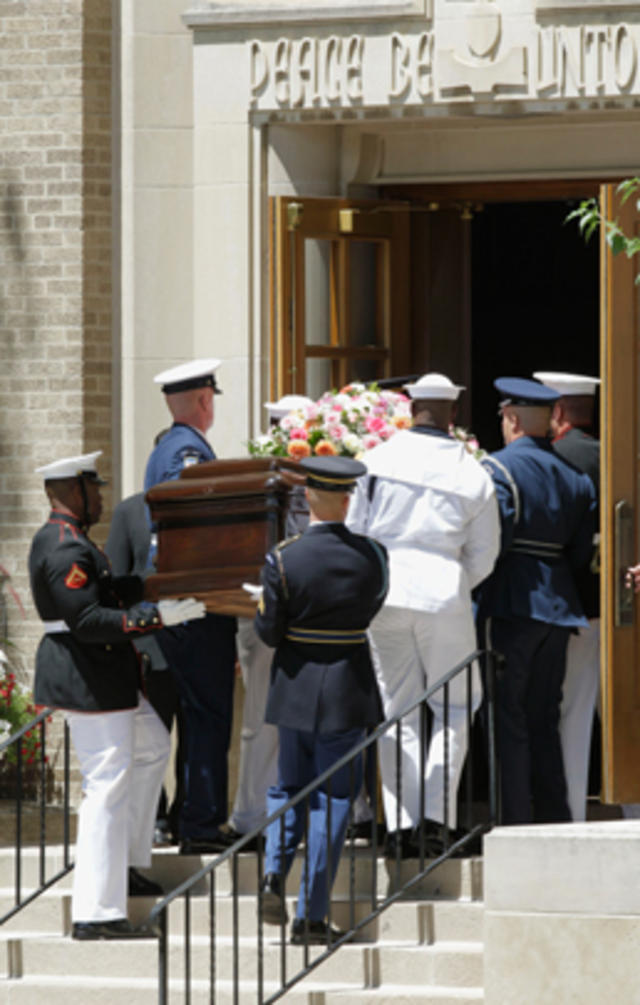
[0,0,113,662]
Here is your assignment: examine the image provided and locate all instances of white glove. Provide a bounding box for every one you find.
[157,598,206,626]
[242,582,264,603]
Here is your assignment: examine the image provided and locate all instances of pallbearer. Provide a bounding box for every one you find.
[533,371,601,822]
[29,451,205,939]
[478,378,597,825]
[256,456,388,945]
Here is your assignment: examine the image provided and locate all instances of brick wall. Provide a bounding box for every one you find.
[0,0,113,676]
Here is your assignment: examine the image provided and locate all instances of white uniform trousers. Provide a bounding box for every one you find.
[228,618,278,834]
[370,605,481,830]
[559,618,601,822]
[68,696,170,923]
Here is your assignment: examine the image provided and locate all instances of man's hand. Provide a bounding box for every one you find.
[625,565,640,593]
[157,598,206,625]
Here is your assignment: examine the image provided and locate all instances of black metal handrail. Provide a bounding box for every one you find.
[0,708,74,924]
[150,647,499,1004]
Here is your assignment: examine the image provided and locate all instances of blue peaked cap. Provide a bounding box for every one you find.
[494,377,560,406]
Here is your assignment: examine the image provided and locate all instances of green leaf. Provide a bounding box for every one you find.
[610,232,627,256]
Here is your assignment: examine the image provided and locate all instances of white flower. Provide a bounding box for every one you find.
[343,433,363,455]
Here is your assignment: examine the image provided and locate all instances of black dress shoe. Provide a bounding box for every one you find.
[260,873,288,925]
[128,867,163,897]
[290,918,346,946]
[72,919,158,940]
[179,830,236,855]
[384,828,420,860]
[225,827,265,852]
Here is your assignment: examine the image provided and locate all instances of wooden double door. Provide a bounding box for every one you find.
[271,184,640,803]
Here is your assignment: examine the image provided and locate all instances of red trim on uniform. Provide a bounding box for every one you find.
[121,613,162,634]
[48,518,79,541]
[64,563,88,590]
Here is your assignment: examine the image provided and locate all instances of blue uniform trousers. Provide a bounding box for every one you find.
[265,725,364,922]
[491,616,571,825]
[158,613,236,839]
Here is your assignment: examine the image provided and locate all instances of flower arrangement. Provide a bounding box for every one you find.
[249,382,412,459]
[0,650,42,767]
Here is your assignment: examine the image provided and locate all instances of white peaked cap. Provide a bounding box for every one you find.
[35,450,103,481]
[264,394,314,419]
[533,372,601,397]
[153,358,222,394]
[404,372,465,400]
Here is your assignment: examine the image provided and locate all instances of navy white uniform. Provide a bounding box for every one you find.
[29,505,170,924]
[479,381,597,825]
[347,420,500,832]
[144,420,237,843]
[256,508,387,923]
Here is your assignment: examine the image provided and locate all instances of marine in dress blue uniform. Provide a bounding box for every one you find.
[144,359,238,854]
[478,378,597,825]
[29,451,205,939]
[255,457,388,945]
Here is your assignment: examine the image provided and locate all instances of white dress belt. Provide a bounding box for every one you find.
[43,620,70,634]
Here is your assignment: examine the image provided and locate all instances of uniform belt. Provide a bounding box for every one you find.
[285,627,368,645]
[42,620,70,634]
[509,538,564,560]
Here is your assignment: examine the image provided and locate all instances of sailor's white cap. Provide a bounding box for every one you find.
[264,394,314,420]
[35,450,106,484]
[153,358,222,395]
[404,372,465,401]
[533,372,600,397]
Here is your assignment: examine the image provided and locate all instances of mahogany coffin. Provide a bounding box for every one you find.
[144,457,303,617]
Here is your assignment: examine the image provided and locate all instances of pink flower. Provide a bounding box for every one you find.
[365,415,387,434]
[289,427,308,441]
[327,423,347,442]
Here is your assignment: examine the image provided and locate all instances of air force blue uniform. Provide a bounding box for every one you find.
[144,422,237,842]
[479,433,596,824]
[255,520,388,923]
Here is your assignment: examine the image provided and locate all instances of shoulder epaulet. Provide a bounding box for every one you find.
[274,533,302,552]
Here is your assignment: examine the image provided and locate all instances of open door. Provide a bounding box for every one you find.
[601,182,640,802]
[270,197,410,398]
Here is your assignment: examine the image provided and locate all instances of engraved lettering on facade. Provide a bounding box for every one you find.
[614,24,637,92]
[345,35,364,102]
[416,32,434,100]
[390,32,411,99]
[585,26,611,94]
[274,38,292,106]
[248,17,640,111]
[292,38,315,108]
[557,26,585,95]
[249,40,269,106]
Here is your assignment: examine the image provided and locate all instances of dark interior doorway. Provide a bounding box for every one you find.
[470,199,599,452]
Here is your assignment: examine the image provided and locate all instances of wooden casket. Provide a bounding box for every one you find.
[144,457,303,618]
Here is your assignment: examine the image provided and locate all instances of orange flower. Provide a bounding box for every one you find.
[287,440,311,460]
[314,439,338,456]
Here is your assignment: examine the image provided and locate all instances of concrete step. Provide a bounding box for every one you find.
[0,846,483,902]
[324,989,483,1003]
[0,977,483,1004]
[1,931,482,989]
[0,886,483,944]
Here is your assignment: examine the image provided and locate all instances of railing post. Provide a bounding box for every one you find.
[157,906,168,1005]
[485,649,500,826]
